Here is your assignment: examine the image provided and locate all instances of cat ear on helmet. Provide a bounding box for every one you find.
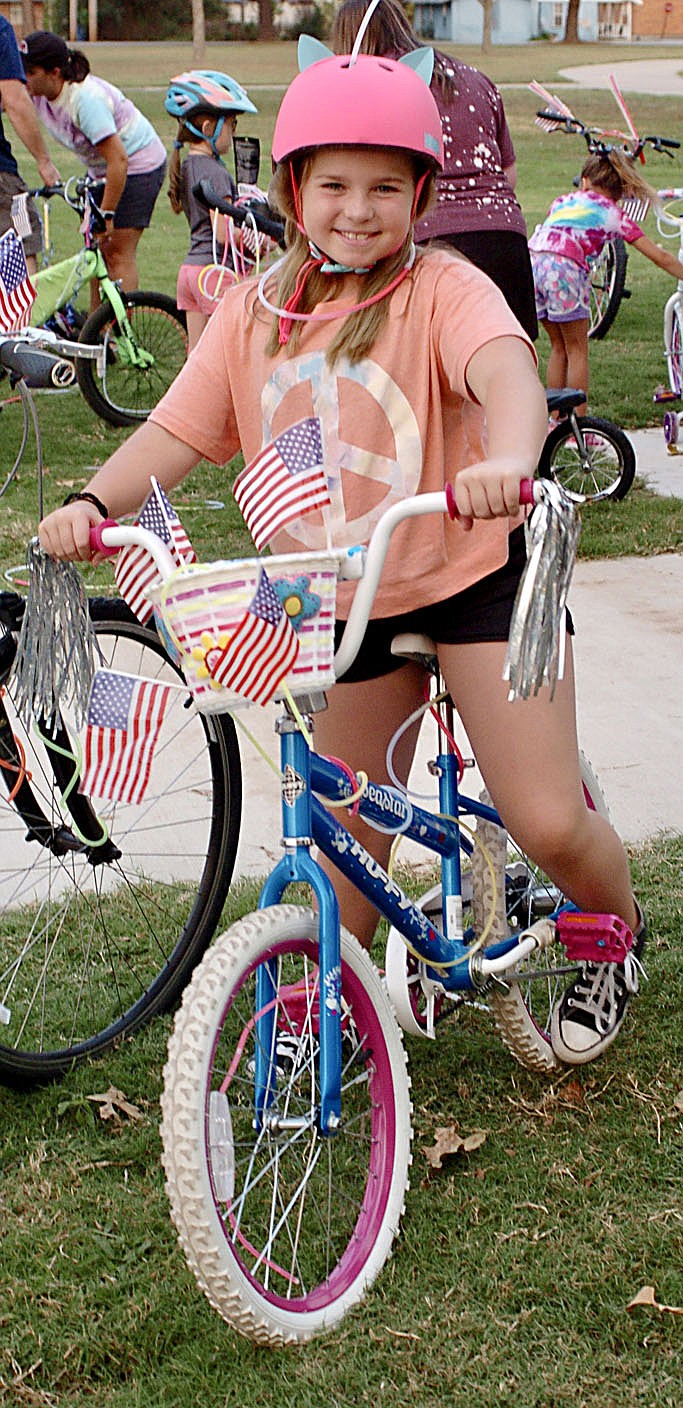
[398,47,435,86]
[298,35,334,71]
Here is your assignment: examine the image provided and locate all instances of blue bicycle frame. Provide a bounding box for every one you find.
[255,705,522,1134]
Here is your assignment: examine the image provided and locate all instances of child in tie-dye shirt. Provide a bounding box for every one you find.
[530,148,683,409]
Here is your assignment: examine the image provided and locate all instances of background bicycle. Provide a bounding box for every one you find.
[540,387,636,502]
[82,485,641,1345]
[654,187,683,449]
[15,177,188,426]
[0,346,243,1087]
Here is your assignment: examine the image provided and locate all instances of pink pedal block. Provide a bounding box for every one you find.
[556,910,633,964]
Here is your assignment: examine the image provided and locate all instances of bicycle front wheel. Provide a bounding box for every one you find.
[588,238,627,340]
[538,415,636,503]
[667,303,683,397]
[0,598,241,1087]
[76,292,188,427]
[161,906,412,1345]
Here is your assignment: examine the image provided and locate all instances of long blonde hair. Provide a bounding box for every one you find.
[265,152,435,365]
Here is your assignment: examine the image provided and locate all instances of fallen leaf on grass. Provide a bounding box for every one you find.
[673,1090,683,1113]
[87,1086,143,1123]
[627,1285,683,1316]
[422,1125,487,1169]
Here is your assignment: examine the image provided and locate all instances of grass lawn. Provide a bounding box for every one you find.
[0,40,682,1408]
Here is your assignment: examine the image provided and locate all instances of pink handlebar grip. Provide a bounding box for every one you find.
[89,518,120,556]
[445,476,536,521]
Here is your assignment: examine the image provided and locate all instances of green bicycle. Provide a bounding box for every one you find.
[26,176,188,426]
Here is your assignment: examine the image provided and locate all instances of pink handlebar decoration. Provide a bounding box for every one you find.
[444,476,536,522]
[89,518,121,556]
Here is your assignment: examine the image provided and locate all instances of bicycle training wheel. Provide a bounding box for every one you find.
[667,304,683,397]
[161,905,412,1345]
[588,238,628,341]
[487,756,611,1074]
[0,598,241,1087]
[75,292,188,427]
[538,415,636,503]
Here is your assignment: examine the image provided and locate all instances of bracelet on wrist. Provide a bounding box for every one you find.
[101,210,116,221]
[62,490,110,519]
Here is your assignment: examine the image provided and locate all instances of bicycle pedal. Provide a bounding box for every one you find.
[556,911,633,964]
[653,387,679,404]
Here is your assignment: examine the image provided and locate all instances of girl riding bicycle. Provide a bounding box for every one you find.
[38,32,643,1066]
[165,69,258,353]
[531,148,683,410]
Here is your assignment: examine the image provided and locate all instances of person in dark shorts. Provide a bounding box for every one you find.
[0,15,60,271]
[20,30,166,293]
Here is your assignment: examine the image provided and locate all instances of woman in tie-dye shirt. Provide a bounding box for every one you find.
[20,30,166,298]
[530,148,683,409]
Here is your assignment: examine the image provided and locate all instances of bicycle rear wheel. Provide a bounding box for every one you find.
[0,598,241,1087]
[588,238,628,340]
[161,906,411,1345]
[75,292,188,427]
[538,415,636,503]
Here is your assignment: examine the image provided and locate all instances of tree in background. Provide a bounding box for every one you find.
[564,0,581,42]
[476,0,494,53]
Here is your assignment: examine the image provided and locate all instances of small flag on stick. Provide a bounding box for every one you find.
[0,229,35,332]
[114,478,196,625]
[79,668,173,805]
[234,417,330,551]
[208,567,299,704]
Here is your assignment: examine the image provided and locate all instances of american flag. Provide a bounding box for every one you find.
[233,417,330,551]
[79,669,173,805]
[114,478,196,624]
[208,567,300,704]
[0,229,36,333]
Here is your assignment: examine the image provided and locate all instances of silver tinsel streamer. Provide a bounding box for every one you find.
[504,481,581,701]
[10,539,101,730]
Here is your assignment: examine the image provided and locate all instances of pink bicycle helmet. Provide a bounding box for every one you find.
[272,37,443,170]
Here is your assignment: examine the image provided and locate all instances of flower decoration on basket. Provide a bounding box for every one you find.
[272,575,321,630]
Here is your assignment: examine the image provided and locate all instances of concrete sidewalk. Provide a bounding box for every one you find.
[233,431,683,879]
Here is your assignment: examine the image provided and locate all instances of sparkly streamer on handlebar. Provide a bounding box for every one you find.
[503,480,580,701]
[10,539,100,730]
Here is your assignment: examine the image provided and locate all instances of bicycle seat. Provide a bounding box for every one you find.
[390,632,437,666]
[546,388,586,415]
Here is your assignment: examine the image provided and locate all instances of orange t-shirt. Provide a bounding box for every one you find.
[150,248,534,618]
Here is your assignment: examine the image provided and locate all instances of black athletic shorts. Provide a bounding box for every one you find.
[335,525,574,683]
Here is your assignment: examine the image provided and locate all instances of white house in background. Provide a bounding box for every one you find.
[412,1,643,45]
[224,0,316,27]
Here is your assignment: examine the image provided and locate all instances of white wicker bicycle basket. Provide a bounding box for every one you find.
[151,552,340,713]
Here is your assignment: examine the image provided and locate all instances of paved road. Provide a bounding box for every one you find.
[558,58,683,95]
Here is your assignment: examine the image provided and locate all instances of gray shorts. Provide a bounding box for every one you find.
[0,170,42,257]
[91,160,167,230]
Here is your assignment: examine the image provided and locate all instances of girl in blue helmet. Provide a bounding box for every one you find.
[40,35,643,1066]
[165,70,258,351]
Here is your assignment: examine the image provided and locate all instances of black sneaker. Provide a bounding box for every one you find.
[550,906,647,1065]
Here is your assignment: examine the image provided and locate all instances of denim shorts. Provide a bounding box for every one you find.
[531,250,591,323]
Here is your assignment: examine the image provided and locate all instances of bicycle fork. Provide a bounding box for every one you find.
[255,713,342,1135]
